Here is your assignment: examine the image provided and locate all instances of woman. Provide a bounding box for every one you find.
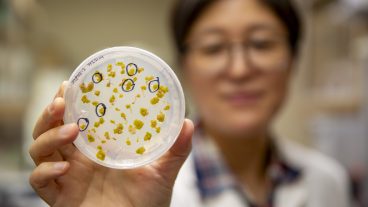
[29,0,350,206]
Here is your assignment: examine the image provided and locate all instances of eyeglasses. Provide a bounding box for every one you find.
[184,33,291,76]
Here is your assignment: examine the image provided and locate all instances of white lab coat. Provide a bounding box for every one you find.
[171,137,350,207]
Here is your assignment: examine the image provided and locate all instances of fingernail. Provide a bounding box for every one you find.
[59,124,76,137]
[62,81,68,88]
[54,162,67,171]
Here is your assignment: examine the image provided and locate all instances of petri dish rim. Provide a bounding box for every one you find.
[63,46,185,169]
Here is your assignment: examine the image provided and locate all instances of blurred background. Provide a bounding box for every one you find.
[0,0,367,206]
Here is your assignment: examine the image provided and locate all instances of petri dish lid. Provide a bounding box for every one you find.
[63,46,185,169]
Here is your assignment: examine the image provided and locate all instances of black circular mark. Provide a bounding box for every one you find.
[95,103,107,117]
[77,118,89,132]
[126,63,138,76]
[92,72,103,83]
[121,78,136,92]
[148,77,160,93]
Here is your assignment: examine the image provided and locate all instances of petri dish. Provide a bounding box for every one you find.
[63,46,185,169]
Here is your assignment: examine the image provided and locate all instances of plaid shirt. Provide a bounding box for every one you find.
[192,127,301,207]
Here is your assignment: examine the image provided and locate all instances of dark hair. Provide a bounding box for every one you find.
[171,0,302,57]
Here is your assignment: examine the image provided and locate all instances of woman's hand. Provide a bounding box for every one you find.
[29,81,194,207]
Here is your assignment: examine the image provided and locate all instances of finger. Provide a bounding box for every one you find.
[167,119,194,158]
[30,123,79,165]
[32,81,68,140]
[33,97,66,140]
[30,161,70,205]
[153,119,194,182]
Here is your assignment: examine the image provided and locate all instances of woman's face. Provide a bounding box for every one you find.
[183,0,293,138]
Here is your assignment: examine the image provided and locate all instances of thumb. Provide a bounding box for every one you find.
[153,119,194,184]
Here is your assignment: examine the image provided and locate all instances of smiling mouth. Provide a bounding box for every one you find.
[221,90,264,107]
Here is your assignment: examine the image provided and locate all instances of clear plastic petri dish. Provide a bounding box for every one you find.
[63,46,185,169]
